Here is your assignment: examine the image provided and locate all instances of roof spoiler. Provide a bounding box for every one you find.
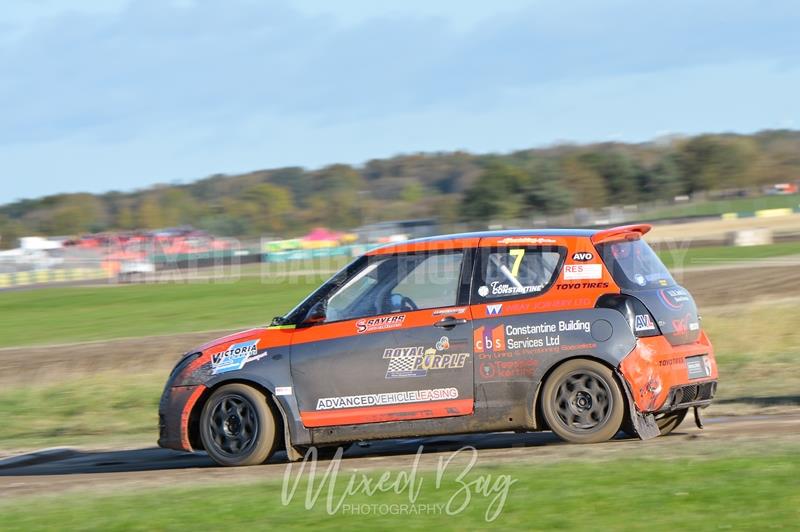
[591,224,652,245]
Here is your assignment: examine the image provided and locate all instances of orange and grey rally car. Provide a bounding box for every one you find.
[159,225,717,466]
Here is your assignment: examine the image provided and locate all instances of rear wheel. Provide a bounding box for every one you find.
[622,408,689,438]
[541,359,624,444]
[654,409,688,436]
[200,384,277,466]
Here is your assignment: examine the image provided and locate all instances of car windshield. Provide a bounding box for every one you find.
[596,239,675,290]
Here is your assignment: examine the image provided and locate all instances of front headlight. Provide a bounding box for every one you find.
[168,352,201,382]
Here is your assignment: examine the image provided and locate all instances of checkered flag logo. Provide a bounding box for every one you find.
[383,346,426,378]
[387,356,417,374]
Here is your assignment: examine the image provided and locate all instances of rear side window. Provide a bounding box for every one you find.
[596,239,675,290]
[473,246,565,301]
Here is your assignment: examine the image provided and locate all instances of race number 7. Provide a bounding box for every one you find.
[509,249,525,277]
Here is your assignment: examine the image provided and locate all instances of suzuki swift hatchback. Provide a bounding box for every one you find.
[159,225,718,466]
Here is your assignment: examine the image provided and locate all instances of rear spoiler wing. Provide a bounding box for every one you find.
[591,224,652,245]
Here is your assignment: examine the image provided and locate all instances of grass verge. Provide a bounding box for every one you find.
[1,451,798,530]
[0,373,163,450]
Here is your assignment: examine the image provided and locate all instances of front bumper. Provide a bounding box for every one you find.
[158,384,206,452]
[620,331,718,413]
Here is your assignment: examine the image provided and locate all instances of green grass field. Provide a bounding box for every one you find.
[1,450,798,530]
[0,275,324,348]
[644,193,800,221]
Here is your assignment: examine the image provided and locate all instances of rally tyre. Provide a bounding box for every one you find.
[200,384,277,467]
[541,359,624,444]
[655,409,688,436]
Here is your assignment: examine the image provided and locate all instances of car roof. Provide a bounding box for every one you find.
[410,229,597,243]
[368,228,597,255]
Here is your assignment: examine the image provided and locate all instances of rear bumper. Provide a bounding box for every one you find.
[619,331,718,413]
[659,380,718,412]
[157,384,206,452]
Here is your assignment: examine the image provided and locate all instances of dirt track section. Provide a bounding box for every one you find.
[0,415,797,499]
[0,329,238,387]
[675,262,800,307]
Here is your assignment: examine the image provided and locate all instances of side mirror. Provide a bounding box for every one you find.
[303,299,327,325]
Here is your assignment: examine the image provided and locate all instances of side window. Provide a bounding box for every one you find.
[393,252,464,310]
[325,251,465,322]
[474,246,564,301]
[326,261,385,322]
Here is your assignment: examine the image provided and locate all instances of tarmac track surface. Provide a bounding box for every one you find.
[1,414,797,498]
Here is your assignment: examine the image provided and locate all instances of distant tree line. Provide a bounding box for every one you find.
[1,130,799,248]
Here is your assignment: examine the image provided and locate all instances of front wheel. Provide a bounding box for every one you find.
[540,359,624,444]
[200,384,277,466]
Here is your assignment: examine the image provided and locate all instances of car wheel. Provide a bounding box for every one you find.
[621,408,689,438]
[200,383,277,466]
[654,409,688,436]
[541,359,624,444]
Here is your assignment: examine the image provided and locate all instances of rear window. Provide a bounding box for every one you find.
[596,239,675,290]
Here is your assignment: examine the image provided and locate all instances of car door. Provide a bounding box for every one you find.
[290,248,475,428]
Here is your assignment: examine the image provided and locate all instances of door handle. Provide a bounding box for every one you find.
[434,317,468,328]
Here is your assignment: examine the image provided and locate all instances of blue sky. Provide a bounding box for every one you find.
[1,0,798,203]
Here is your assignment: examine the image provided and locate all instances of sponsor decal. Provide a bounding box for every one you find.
[433,307,467,316]
[436,336,450,351]
[480,362,496,379]
[356,314,406,334]
[477,286,490,297]
[475,320,596,357]
[487,280,543,296]
[275,386,293,396]
[658,279,669,287]
[474,325,506,353]
[657,357,686,367]
[658,288,690,310]
[490,298,593,314]
[211,340,266,375]
[497,237,557,245]
[571,252,594,262]
[486,304,503,316]
[384,343,470,379]
[671,313,697,336]
[686,355,711,380]
[316,387,459,410]
[479,360,538,380]
[563,264,603,280]
[555,282,609,291]
[634,314,656,332]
